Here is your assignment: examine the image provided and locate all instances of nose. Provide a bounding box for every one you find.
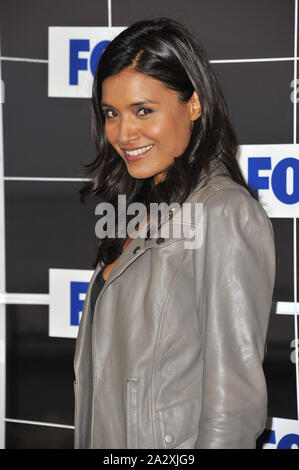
[117,115,139,145]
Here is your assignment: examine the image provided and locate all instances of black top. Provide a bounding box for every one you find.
[90,266,106,315]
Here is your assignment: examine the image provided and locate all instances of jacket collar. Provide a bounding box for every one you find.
[94,159,231,289]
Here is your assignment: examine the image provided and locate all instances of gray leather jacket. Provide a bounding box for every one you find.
[73,160,276,449]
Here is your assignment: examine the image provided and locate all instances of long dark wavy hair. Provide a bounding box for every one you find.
[79,17,255,268]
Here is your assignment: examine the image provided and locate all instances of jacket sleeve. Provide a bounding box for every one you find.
[193,186,276,449]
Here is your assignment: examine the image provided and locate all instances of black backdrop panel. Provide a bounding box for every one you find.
[264,312,297,420]
[5,180,100,293]
[5,422,73,449]
[1,61,94,177]
[212,61,294,145]
[271,218,294,302]
[112,0,294,60]
[0,0,108,59]
[6,305,76,425]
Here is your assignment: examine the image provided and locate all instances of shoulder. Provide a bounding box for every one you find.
[190,174,274,239]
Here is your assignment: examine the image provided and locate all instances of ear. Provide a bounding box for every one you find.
[189,91,201,121]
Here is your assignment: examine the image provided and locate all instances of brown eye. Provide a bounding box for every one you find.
[137,107,153,116]
[102,109,117,119]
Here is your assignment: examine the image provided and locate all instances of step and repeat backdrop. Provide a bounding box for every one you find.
[0,0,298,449]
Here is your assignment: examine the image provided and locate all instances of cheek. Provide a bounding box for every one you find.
[105,123,121,146]
[143,121,162,139]
[156,116,188,152]
[104,123,113,143]
[147,118,175,145]
[171,115,191,147]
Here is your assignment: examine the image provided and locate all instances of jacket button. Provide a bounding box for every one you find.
[164,433,174,444]
[156,237,165,245]
[133,246,140,254]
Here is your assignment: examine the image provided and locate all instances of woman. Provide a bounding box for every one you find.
[74,17,276,449]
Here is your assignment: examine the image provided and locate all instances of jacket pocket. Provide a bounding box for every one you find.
[125,377,139,449]
[157,395,201,449]
[172,429,199,449]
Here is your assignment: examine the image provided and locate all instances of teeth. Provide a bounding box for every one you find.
[126,144,154,156]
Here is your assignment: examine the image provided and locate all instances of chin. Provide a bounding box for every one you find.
[126,167,154,180]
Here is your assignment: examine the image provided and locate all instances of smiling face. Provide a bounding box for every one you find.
[101,68,201,185]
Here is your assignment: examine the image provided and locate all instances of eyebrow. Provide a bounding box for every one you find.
[100,100,160,108]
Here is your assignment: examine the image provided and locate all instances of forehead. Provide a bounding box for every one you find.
[101,68,177,102]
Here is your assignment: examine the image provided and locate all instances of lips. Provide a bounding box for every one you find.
[123,144,154,161]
